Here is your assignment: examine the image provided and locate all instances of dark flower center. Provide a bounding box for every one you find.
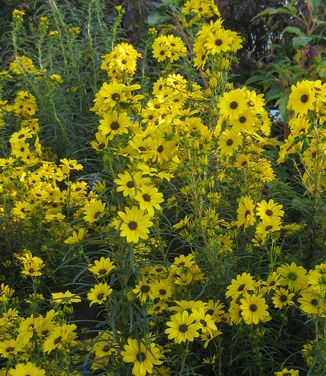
[230,101,238,109]
[206,309,214,316]
[239,116,246,123]
[226,139,233,146]
[244,210,251,217]
[265,225,273,231]
[128,221,138,230]
[111,93,120,101]
[103,345,110,352]
[127,181,134,188]
[200,319,207,327]
[238,283,245,291]
[98,269,107,275]
[142,194,151,202]
[215,39,222,46]
[141,285,150,293]
[6,347,14,353]
[301,94,308,103]
[54,336,62,345]
[280,295,287,302]
[266,209,273,216]
[110,121,120,130]
[137,352,146,362]
[157,145,164,153]
[159,289,166,295]
[249,304,257,312]
[311,298,318,306]
[97,293,105,300]
[179,324,188,333]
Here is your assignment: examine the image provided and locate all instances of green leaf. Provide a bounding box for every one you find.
[292,36,312,49]
[276,96,288,120]
[245,74,266,85]
[306,0,321,11]
[282,26,304,36]
[147,11,170,26]
[251,6,297,21]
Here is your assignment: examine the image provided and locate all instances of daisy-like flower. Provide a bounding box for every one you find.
[51,290,81,305]
[135,185,164,217]
[240,293,270,325]
[18,250,44,278]
[298,288,325,316]
[287,80,316,115]
[114,170,145,198]
[88,256,115,278]
[277,262,308,292]
[165,311,200,343]
[64,228,87,244]
[192,307,217,337]
[205,28,233,55]
[225,272,257,300]
[98,110,132,140]
[218,88,248,120]
[272,288,295,310]
[256,199,284,223]
[0,338,22,358]
[43,324,78,353]
[218,129,242,156]
[132,280,155,303]
[87,282,112,306]
[9,362,46,376]
[236,196,255,229]
[121,338,163,376]
[83,200,106,224]
[118,206,153,243]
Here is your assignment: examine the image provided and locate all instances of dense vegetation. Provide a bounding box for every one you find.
[0,1,325,375]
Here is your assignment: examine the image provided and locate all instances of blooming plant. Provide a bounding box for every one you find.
[0,1,325,375]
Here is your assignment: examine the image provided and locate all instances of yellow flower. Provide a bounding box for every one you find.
[274,368,299,376]
[256,199,284,222]
[9,362,46,376]
[43,324,78,353]
[277,262,308,292]
[287,80,316,115]
[135,185,164,217]
[98,110,132,140]
[88,256,116,278]
[51,291,81,305]
[240,293,270,325]
[64,228,87,244]
[165,311,200,343]
[272,288,295,309]
[226,272,257,300]
[236,196,255,229]
[121,338,163,376]
[18,250,44,278]
[83,199,106,224]
[118,206,153,243]
[218,129,242,156]
[87,282,112,306]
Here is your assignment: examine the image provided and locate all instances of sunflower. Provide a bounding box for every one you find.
[255,216,282,239]
[272,288,295,310]
[192,307,217,337]
[51,290,81,305]
[205,28,232,55]
[287,80,316,115]
[135,185,164,217]
[118,206,153,243]
[236,196,255,229]
[133,280,155,303]
[9,362,46,376]
[218,88,247,120]
[151,279,174,301]
[225,272,257,300]
[114,170,145,198]
[165,311,200,343]
[121,338,163,376]
[0,339,22,358]
[256,199,284,223]
[83,200,106,224]
[98,110,132,140]
[240,293,270,325]
[43,324,77,353]
[87,282,112,306]
[298,288,325,316]
[218,129,242,156]
[88,256,116,279]
[277,262,308,292]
